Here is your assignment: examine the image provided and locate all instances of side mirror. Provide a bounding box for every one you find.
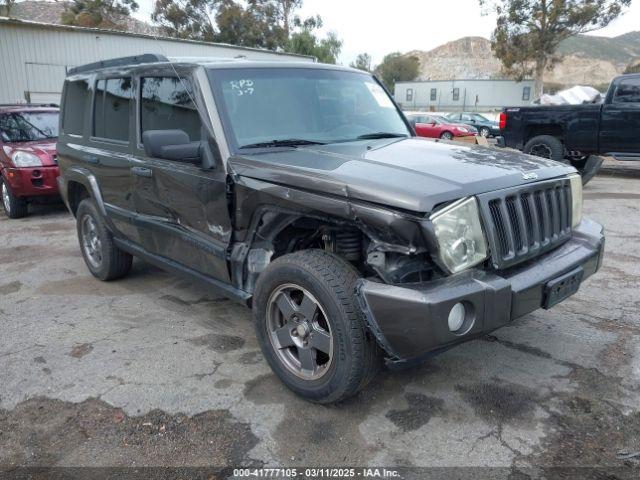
[142,129,202,164]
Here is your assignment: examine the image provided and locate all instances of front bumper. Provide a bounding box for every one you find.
[4,166,60,197]
[356,218,604,363]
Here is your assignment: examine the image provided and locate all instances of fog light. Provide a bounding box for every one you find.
[448,303,466,332]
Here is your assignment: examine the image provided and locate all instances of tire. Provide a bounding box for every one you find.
[440,131,454,140]
[523,135,566,162]
[253,249,381,403]
[479,127,490,138]
[76,198,132,281]
[1,177,29,219]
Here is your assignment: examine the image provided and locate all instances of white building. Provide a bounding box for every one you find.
[0,17,313,104]
[395,78,536,112]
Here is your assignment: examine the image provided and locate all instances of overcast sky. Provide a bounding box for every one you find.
[133,0,640,66]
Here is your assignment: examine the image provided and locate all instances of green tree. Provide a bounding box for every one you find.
[374,52,419,91]
[0,0,17,17]
[215,0,287,49]
[152,0,326,50]
[350,53,372,71]
[152,0,216,41]
[61,0,139,29]
[480,0,632,99]
[273,0,302,38]
[287,29,342,63]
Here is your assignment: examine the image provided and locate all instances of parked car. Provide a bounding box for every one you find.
[446,112,500,137]
[499,73,640,183]
[57,55,604,403]
[0,104,60,218]
[406,113,477,140]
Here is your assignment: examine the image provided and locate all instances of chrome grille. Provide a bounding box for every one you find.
[478,178,572,269]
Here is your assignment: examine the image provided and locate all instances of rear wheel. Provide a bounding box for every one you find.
[253,249,381,403]
[523,135,566,162]
[440,131,454,140]
[76,198,132,281]
[1,178,28,219]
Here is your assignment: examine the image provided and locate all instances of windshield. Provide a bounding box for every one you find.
[471,114,489,122]
[432,115,451,123]
[0,111,59,142]
[208,68,410,149]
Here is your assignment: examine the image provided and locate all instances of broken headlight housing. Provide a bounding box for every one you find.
[430,197,488,274]
[569,174,582,228]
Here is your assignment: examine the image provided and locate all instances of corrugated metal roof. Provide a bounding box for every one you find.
[0,16,314,59]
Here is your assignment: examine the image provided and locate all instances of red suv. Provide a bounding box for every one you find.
[0,105,60,218]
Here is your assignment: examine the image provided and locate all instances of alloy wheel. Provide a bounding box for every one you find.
[529,143,553,159]
[80,214,103,268]
[480,127,490,137]
[266,283,333,380]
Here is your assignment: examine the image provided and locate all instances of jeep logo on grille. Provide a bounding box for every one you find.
[522,172,538,180]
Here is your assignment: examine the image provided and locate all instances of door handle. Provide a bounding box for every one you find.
[131,166,153,178]
[84,156,99,164]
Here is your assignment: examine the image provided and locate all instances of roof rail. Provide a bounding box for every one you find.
[0,103,59,108]
[67,54,169,76]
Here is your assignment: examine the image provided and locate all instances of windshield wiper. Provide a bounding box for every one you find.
[239,139,326,149]
[355,132,408,140]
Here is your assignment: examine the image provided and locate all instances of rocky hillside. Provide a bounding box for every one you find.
[407,33,640,87]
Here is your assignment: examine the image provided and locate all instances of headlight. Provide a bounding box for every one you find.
[569,174,582,228]
[430,197,488,274]
[457,127,468,133]
[11,151,42,167]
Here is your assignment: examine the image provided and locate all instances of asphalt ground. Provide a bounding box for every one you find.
[0,175,638,479]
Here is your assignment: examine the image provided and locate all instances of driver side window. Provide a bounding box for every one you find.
[140,76,202,144]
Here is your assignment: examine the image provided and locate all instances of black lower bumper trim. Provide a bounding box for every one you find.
[356,218,605,363]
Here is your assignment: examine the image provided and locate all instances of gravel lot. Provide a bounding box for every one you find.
[1,175,639,478]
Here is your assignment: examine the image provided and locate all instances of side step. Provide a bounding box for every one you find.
[113,238,252,307]
[609,153,640,162]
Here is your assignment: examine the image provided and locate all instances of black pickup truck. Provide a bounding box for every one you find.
[500,73,640,182]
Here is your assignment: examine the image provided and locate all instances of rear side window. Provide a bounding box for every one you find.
[63,79,89,135]
[614,78,640,104]
[93,77,132,141]
[140,77,202,142]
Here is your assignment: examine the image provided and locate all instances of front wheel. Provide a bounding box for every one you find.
[1,178,28,219]
[440,131,454,140]
[479,127,490,137]
[253,250,381,403]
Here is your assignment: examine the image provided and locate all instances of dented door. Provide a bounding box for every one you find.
[131,156,232,282]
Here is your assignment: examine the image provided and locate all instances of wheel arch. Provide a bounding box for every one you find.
[524,124,565,144]
[62,167,107,218]
[232,205,370,295]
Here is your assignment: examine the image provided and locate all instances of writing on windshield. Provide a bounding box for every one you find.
[209,68,410,150]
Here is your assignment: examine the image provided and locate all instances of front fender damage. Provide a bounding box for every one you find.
[229,174,439,292]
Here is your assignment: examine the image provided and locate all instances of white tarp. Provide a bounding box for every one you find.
[539,85,603,105]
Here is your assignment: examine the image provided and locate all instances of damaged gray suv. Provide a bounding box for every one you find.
[57,55,604,403]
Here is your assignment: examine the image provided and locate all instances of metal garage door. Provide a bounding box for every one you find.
[25,62,67,104]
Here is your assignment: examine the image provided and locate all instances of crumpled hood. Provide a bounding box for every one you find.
[228,137,575,213]
[3,139,57,167]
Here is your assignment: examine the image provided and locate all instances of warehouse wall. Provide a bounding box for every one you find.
[0,18,312,104]
[394,79,536,112]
